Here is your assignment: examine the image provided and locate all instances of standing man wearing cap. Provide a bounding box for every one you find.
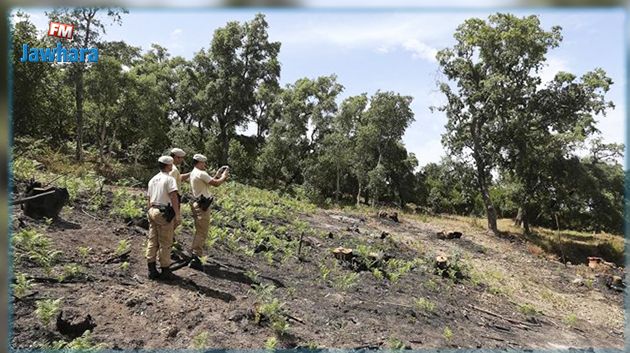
[188,153,230,270]
[169,148,190,225]
[146,155,181,280]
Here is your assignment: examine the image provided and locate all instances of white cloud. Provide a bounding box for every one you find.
[11,10,49,34]
[407,137,445,168]
[595,104,625,145]
[402,39,438,62]
[237,121,258,136]
[274,14,463,63]
[539,56,569,85]
[376,46,390,54]
[166,28,184,51]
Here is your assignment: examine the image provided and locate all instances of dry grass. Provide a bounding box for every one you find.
[322,206,624,333]
[403,213,624,267]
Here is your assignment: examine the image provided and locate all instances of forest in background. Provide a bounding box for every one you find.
[11,9,625,234]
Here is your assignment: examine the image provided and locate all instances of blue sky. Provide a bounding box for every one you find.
[14,8,626,167]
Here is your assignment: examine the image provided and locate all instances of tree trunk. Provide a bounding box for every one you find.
[335,167,340,203]
[471,127,498,234]
[74,9,95,163]
[110,124,118,156]
[480,183,498,233]
[197,123,205,150]
[98,120,106,165]
[74,69,84,162]
[514,207,523,227]
[472,154,498,234]
[522,207,531,235]
[219,118,229,166]
[356,180,362,206]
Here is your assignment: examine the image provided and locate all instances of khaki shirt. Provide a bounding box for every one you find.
[190,167,213,198]
[147,171,177,206]
[169,164,181,192]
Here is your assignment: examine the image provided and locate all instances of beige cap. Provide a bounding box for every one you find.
[170,148,186,157]
[158,155,174,164]
[193,154,207,162]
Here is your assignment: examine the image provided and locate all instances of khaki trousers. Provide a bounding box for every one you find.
[146,207,174,267]
[190,201,211,257]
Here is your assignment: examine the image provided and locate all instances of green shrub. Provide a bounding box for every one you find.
[387,337,406,350]
[114,239,130,256]
[111,190,144,219]
[564,313,578,327]
[13,229,61,274]
[58,264,86,281]
[12,158,38,181]
[189,332,209,349]
[414,297,436,313]
[35,298,62,326]
[264,336,277,350]
[518,303,540,316]
[334,272,359,291]
[52,330,105,351]
[12,272,33,299]
[443,326,453,341]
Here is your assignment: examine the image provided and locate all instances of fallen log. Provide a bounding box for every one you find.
[10,189,57,205]
[285,312,305,324]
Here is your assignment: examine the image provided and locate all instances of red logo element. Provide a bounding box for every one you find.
[48,22,74,40]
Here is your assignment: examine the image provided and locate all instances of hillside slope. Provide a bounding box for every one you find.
[9,178,625,350]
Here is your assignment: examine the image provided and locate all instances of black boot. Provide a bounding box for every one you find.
[189,256,204,271]
[160,267,177,281]
[147,262,160,280]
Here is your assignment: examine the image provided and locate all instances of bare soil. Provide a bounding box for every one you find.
[9,187,625,350]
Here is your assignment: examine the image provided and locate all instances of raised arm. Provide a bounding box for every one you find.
[208,169,229,187]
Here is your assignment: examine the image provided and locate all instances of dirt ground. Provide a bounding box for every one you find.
[9,187,625,350]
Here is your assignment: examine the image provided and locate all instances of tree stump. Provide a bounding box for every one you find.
[587,257,603,269]
[377,210,400,223]
[437,230,463,240]
[333,247,354,262]
[435,255,449,272]
[20,184,69,219]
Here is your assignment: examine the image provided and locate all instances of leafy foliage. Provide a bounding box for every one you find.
[189,332,209,349]
[12,272,33,299]
[10,11,622,236]
[35,298,62,326]
[13,229,61,274]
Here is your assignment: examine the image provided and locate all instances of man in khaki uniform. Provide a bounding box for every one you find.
[189,153,229,270]
[169,148,190,227]
[146,155,181,280]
